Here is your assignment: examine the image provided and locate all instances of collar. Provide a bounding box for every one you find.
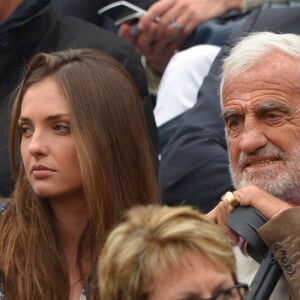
[0,0,53,48]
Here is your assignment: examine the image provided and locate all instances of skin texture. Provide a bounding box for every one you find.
[148,251,235,300]
[223,51,300,203]
[118,0,243,72]
[208,51,299,243]
[208,185,292,244]
[0,0,23,22]
[19,77,87,299]
[20,77,83,202]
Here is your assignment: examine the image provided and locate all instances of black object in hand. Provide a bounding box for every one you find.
[228,206,282,300]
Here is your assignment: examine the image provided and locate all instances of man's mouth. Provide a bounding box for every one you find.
[242,157,281,169]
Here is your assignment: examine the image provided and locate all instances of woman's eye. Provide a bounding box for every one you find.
[19,125,33,138]
[54,122,70,133]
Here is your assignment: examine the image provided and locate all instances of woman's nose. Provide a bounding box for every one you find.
[28,130,48,156]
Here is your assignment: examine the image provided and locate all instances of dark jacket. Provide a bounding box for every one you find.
[0,0,158,197]
[159,6,300,212]
[53,0,156,32]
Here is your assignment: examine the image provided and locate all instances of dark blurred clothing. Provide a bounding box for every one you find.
[53,0,156,32]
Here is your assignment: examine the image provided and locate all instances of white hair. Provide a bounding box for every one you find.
[220,32,300,107]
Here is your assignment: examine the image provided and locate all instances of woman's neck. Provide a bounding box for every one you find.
[50,194,91,297]
[52,195,88,238]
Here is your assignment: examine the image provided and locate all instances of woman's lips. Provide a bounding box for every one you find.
[31,164,56,179]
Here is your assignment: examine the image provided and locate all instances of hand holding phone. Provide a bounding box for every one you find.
[97,1,146,26]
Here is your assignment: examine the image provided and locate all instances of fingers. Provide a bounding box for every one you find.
[119,19,183,72]
[139,0,173,28]
[221,191,240,209]
[138,0,189,41]
[146,37,181,72]
[208,200,239,245]
[208,185,293,257]
[118,23,137,44]
[233,185,293,220]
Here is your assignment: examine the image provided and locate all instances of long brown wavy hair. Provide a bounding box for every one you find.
[0,48,159,299]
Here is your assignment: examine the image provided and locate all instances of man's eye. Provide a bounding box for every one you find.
[265,111,282,120]
[260,109,286,125]
[229,119,240,127]
[226,117,243,131]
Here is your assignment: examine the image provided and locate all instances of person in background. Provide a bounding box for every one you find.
[154,44,220,152]
[99,204,248,300]
[53,0,156,32]
[119,0,299,74]
[0,48,159,299]
[0,0,158,198]
[208,31,300,299]
[159,5,300,212]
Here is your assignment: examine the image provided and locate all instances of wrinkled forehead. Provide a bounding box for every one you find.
[221,52,300,109]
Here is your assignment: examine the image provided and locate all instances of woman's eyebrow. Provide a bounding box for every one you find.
[18,114,69,122]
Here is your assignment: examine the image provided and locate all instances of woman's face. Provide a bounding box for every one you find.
[19,77,83,201]
[148,252,236,300]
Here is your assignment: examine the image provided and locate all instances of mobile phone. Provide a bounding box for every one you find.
[97,1,146,26]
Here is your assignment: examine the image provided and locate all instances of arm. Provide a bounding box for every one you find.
[119,0,244,72]
[258,208,300,300]
[208,185,299,299]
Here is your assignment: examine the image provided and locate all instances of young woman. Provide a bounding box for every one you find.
[0,48,158,300]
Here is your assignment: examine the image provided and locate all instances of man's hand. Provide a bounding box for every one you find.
[208,185,293,246]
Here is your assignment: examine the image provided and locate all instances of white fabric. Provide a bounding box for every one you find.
[154,44,220,127]
[234,247,289,299]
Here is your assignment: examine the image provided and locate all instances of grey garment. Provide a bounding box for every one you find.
[234,247,289,300]
[243,0,300,11]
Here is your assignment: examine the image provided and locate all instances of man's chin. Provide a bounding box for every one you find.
[233,176,279,192]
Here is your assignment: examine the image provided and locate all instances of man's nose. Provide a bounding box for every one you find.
[238,119,268,154]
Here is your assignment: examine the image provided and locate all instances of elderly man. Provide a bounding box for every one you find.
[159,6,300,212]
[209,32,300,300]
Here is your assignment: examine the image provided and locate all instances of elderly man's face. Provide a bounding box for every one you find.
[222,51,300,204]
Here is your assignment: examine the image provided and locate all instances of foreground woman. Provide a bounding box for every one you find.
[0,48,158,299]
[99,205,248,300]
